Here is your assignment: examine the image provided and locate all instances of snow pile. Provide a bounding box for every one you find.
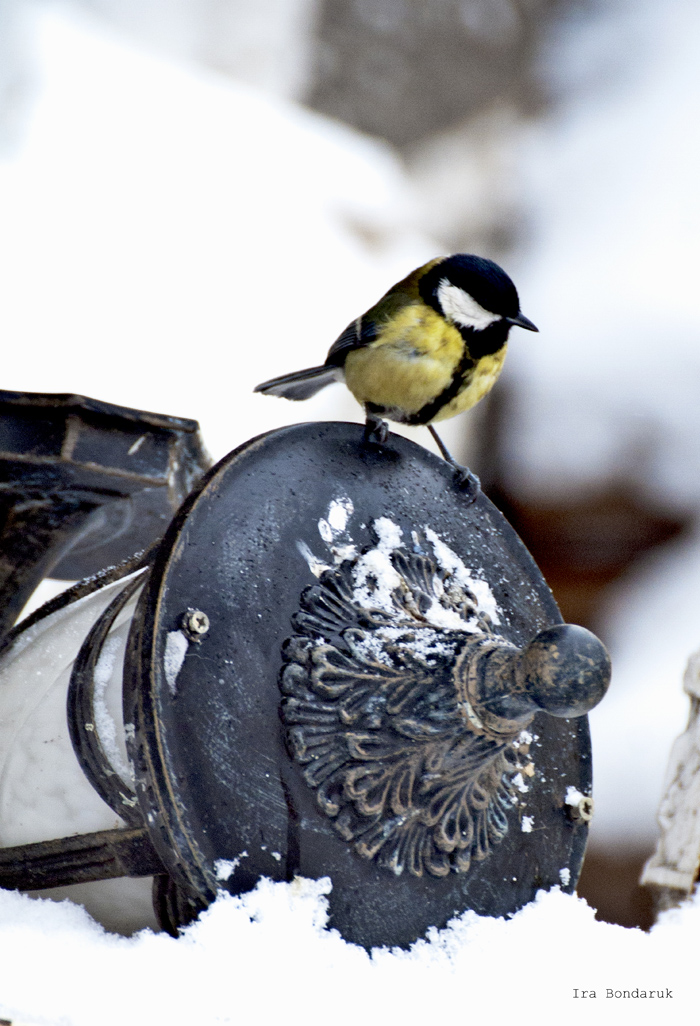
[1,877,699,1026]
[300,499,501,635]
[310,499,500,621]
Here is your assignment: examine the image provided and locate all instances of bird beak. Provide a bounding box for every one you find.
[506,313,538,332]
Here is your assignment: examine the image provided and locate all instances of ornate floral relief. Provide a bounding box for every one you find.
[280,508,534,879]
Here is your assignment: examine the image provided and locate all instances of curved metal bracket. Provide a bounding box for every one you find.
[67,571,147,827]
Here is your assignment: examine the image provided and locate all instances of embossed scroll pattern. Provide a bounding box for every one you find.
[280,522,534,879]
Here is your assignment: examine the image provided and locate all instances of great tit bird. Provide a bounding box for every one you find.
[254,253,537,498]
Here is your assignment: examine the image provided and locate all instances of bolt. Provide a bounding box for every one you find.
[182,608,210,641]
[568,795,594,823]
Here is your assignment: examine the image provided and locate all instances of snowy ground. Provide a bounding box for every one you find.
[2,878,700,1026]
[2,1,700,1022]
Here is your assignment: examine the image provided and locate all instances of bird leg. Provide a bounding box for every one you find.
[428,425,481,503]
[363,412,390,445]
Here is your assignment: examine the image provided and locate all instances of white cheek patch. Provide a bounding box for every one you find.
[437,280,500,331]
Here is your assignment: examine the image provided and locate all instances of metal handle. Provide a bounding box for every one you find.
[456,623,611,736]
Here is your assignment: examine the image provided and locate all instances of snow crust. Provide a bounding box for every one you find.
[351,517,405,615]
[1,878,700,1026]
[214,854,248,883]
[300,499,502,645]
[423,527,501,626]
[163,630,189,695]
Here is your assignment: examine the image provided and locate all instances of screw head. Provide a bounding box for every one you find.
[182,608,210,640]
[568,795,594,823]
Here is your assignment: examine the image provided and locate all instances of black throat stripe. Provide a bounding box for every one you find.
[406,321,509,424]
[407,345,478,426]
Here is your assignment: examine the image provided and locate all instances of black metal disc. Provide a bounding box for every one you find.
[126,422,592,948]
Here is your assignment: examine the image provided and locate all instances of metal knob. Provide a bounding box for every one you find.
[456,623,611,735]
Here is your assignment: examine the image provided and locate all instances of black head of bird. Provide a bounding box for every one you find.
[417,254,537,341]
[255,253,537,500]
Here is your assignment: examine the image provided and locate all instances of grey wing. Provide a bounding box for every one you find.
[324,316,377,368]
[254,365,338,400]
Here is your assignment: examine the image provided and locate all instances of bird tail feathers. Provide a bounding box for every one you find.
[254,366,339,401]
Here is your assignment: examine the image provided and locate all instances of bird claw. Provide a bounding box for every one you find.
[363,417,390,445]
[452,465,481,503]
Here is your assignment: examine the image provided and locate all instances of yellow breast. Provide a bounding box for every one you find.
[343,305,465,417]
[431,346,508,422]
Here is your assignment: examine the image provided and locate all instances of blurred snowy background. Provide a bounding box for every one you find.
[0,0,699,992]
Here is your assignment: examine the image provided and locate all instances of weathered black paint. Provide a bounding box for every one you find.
[0,389,210,636]
[126,421,598,948]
